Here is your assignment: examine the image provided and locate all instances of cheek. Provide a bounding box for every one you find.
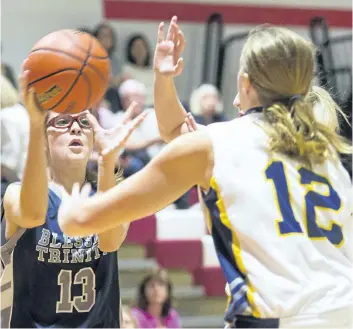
[87,131,94,149]
[47,132,66,149]
[157,286,168,298]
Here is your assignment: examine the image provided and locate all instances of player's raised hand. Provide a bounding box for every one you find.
[87,102,147,161]
[20,60,46,126]
[154,16,185,77]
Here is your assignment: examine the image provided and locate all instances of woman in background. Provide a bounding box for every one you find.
[189,84,227,126]
[123,34,154,106]
[132,269,181,328]
[94,22,125,112]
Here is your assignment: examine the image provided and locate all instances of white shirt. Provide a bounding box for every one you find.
[1,103,30,180]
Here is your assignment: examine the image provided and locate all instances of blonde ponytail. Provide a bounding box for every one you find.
[263,89,352,167]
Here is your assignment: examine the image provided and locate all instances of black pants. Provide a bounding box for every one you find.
[230,316,279,328]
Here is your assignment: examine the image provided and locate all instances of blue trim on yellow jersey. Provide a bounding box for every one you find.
[202,178,261,321]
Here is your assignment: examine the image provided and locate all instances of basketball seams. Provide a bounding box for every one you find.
[76,71,91,112]
[28,68,80,87]
[61,30,109,60]
[30,48,108,83]
[49,38,93,112]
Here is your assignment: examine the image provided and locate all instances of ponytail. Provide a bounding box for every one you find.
[263,87,352,167]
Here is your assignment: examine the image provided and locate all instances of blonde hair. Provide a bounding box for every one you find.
[190,84,223,116]
[1,75,19,109]
[240,25,352,166]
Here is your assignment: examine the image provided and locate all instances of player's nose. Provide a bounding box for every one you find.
[233,93,240,108]
[70,121,82,134]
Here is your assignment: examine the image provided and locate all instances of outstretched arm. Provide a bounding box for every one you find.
[86,104,146,252]
[4,69,48,235]
[153,16,203,142]
[58,131,214,237]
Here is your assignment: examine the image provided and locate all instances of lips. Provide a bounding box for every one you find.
[69,139,83,147]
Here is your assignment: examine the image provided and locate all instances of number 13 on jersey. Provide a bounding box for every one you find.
[265,160,344,247]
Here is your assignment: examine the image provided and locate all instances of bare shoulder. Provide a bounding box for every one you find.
[3,183,21,211]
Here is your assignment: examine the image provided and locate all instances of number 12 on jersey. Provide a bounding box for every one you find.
[265,161,343,247]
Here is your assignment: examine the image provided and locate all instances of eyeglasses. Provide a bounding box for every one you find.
[46,114,91,129]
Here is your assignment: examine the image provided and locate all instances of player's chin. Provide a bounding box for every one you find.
[66,147,90,160]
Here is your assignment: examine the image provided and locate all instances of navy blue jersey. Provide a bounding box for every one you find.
[0,185,120,328]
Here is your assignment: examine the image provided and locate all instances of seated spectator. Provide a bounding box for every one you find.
[132,269,181,328]
[117,79,164,176]
[1,45,18,90]
[77,26,92,34]
[190,84,227,125]
[1,75,19,109]
[94,22,126,112]
[121,305,138,328]
[123,34,154,106]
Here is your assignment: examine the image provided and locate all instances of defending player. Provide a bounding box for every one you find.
[58,23,352,328]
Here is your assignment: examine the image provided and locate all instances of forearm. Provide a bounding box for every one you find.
[154,74,187,142]
[97,157,129,252]
[20,123,48,223]
[126,137,162,151]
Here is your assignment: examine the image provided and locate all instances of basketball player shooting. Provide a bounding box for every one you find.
[1,65,146,327]
[58,18,352,328]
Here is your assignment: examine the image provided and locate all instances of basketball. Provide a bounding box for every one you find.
[23,29,111,114]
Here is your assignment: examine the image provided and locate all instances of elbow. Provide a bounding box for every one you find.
[159,131,174,143]
[98,241,123,253]
[158,126,177,143]
[19,213,46,228]
[98,225,129,252]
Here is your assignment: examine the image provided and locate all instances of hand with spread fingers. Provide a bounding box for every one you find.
[154,16,185,77]
[87,102,147,162]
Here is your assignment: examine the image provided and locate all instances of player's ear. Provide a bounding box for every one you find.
[241,72,252,96]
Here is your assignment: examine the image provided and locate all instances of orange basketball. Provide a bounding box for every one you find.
[23,29,110,114]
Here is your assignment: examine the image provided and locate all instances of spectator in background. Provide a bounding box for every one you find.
[121,305,138,328]
[132,269,181,328]
[1,75,19,109]
[190,84,227,125]
[123,34,154,106]
[77,26,92,34]
[1,44,18,90]
[117,79,164,176]
[94,22,125,112]
[0,76,29,198]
